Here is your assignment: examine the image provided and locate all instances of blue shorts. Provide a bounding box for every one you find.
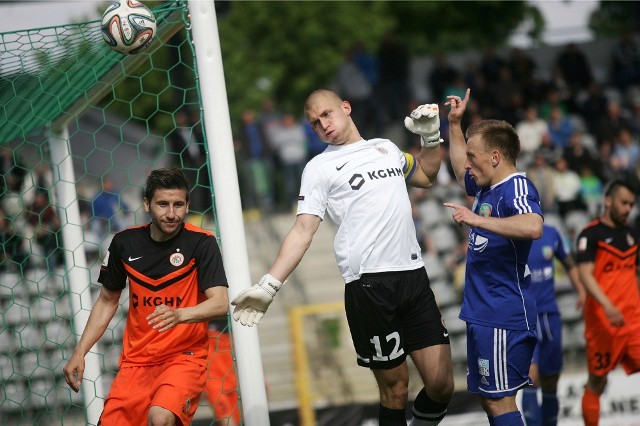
[532,312,563,376]
[466,323,537,398]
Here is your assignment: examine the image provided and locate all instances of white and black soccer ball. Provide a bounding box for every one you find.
[101,0,156,55]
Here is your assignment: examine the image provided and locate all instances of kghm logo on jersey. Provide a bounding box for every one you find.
[348,167,403,190]
[479,203,492,218]
[627,233,635,247]
[170,251,184,266]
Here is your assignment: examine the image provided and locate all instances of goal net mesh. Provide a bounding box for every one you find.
[0,1,239,424]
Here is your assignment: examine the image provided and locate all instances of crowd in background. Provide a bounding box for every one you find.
[230,33,640,254]
[3,32,640,283]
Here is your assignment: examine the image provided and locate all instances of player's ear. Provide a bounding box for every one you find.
[143,198,150,213]
[342,100,352,116]
[491,151,499,166]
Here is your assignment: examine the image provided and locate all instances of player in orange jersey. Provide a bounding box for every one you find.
[63,168,229,426]
[575,179,640,426]
[204,318,240,426]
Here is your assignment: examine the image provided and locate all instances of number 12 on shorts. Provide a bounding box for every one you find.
[370,332,404,361]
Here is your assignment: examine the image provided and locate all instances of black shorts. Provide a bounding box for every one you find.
[344,267,449,370]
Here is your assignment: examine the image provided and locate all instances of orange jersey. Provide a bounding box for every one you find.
[99,223,227,367]
[576,219,640,333]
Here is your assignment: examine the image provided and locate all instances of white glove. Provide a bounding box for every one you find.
[404,103,443,148]
[231,274,283,327]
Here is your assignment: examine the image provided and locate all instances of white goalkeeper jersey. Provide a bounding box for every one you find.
[297,138,424,283]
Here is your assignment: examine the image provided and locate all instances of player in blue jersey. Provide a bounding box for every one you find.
[522,224,585,426]
[444,89,544,426]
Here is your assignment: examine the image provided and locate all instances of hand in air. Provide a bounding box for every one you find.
[404,103,442,148]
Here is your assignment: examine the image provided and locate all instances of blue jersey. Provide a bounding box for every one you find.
[528,224,570,314]
[460,172,543,331]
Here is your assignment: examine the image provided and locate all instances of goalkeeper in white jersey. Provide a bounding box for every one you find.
[232,89,453,425]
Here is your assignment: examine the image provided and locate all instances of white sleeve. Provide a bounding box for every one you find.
[296,161,327,219]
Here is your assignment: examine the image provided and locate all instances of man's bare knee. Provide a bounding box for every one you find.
[148,406,176,426]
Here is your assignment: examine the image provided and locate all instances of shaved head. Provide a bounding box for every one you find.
[304,89,343,117]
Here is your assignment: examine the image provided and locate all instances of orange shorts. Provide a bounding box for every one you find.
[204,330,240,424]
[99,355,207,426]
[585,322,640,376]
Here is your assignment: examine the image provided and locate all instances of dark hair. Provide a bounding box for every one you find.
[465,119,520,164]
[604,179,636,198]
[144,168,190,202]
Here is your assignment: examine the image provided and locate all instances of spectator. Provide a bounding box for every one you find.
[547,106,575,149]
[579,165,604,218]
[377,30,410,125]
[168,110,210,212]
[24,188,61,274]
[593,99,631,148]
[611,127,640,175]
[237,108,274,212]
[0,207,28,274]
[579,82,609,136]
[478,44,505,84]
[527,153,558,214]
[629,100,640,138]
[332,46,376,137]
[488,65,522,122]
[0,146,28,218]
[91,177,131,240]
[563,130,602,181]
[268,113,308,210]
[611,31,640,90]
[429,53,459,103]
[552,157,586,219]
[555,42,593,100]
[508,47,536,88]
[539,86,569,120]
[516,105,548,169]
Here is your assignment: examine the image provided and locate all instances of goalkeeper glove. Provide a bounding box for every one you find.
[231,274,283,327]
[404,103,443,148]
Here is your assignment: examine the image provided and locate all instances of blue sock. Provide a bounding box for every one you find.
[522,387,541,426]
[493,411,524,426]
[541,392,559,426]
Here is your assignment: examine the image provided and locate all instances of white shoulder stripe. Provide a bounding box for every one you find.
[513,177,532,214]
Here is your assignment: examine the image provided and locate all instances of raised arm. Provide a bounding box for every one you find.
[404,103,443,188]
[446,88,471,188]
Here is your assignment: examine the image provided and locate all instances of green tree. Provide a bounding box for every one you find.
[217,1,538,123]
[102,1,539,133]
[588,1,640,37]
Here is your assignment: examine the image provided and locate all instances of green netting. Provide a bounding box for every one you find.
[0,1,180,146]
[0,1,240,424]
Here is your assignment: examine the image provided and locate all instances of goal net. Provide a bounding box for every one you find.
[0,1,241,424]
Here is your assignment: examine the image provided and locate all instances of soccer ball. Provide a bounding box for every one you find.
[101,1,156,55]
